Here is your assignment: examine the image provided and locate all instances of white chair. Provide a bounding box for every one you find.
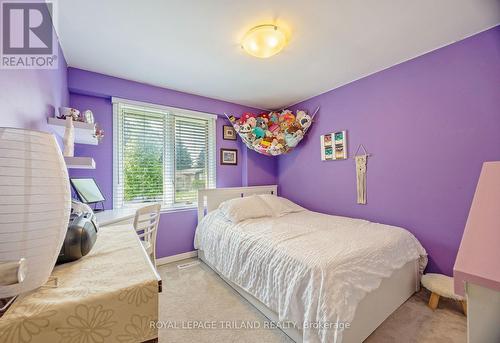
[133,204,161,267]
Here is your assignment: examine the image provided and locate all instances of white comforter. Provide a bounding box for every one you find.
[194,210,427,343]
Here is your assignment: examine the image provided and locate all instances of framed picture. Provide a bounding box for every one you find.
[321,130,347,160]
[223,125,237,140]
[220,148,238,165]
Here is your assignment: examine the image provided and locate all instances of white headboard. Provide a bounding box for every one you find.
[197,185,278,222]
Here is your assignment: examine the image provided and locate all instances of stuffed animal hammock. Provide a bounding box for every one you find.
[225,107,319,156]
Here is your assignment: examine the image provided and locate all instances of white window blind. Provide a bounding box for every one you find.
[113,99,216,210]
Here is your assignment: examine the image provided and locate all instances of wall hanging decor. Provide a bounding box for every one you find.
[225,107,319,156]
[83,110,94,124]
[220,148,238,165]
[223,125,237,140]
[355,144,371,205]
[58,106,80,121]
[321,130,347,160]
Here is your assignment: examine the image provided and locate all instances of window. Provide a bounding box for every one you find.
[113,98,216,210]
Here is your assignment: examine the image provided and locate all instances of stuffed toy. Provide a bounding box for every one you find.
[275,132,286,145]
[269,123,279,134]
[280,121,289,132]
[280,110,295,123]
[268,140,282,156]
[247,117,257,128]
[269,112,279,124]
[258,113,270,123]
[270,138,285,154]
[239,112,255,124]
[285,130,304,148]
[260,138,272,148]
[252,126,266,139]
[296,111,312,130]
[252,138,262,150]
[238,123,252,134]
[256,117,268,130]
[286,122,302,134]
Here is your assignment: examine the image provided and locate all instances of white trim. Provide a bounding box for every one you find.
[160,205,197,213]
[112,102,120,209]
[111,96,218,120]
[156,251,198,266]
[112,98,217,210]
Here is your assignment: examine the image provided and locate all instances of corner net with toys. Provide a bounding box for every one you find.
[225,107,319,156]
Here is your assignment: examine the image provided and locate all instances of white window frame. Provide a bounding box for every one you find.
[112,97,217,212]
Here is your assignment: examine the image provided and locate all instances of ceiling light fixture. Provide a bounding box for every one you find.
[241,24,288,58]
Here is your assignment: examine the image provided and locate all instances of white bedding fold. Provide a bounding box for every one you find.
[194,210,427,343]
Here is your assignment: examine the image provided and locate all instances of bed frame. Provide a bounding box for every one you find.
[197,185,420,343]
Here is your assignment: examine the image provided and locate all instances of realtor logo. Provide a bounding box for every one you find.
[1,1,57,69]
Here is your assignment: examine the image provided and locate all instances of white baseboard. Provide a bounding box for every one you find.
[156,250,198,266]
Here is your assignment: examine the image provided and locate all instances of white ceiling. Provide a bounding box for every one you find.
[54,0,500,110]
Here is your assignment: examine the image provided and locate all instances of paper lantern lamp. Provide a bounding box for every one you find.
[0,128,71,299]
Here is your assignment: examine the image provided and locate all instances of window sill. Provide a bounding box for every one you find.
[118,203,197,215]
[159,205,197,214]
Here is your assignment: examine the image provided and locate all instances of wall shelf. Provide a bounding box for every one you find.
[64,156,96,169]
[47,117,98,145]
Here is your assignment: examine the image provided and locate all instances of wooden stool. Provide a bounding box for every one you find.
[421,273,467,315]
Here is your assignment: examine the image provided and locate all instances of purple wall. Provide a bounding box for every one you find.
[0,0,68,131]
[67,68,277,258]
[0,47,68,132]
[243,149,279,186]
[278,26,500,276]
[69,94,114,208]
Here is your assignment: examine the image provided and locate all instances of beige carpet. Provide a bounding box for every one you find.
[158,259,466,343]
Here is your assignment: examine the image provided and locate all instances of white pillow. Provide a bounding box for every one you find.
[218,195,273,223]
[257,194,305,217]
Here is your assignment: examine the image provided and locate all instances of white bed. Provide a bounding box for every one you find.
[195,185,427,343]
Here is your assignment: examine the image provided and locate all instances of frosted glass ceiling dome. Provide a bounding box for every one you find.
[241,24,288,58]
